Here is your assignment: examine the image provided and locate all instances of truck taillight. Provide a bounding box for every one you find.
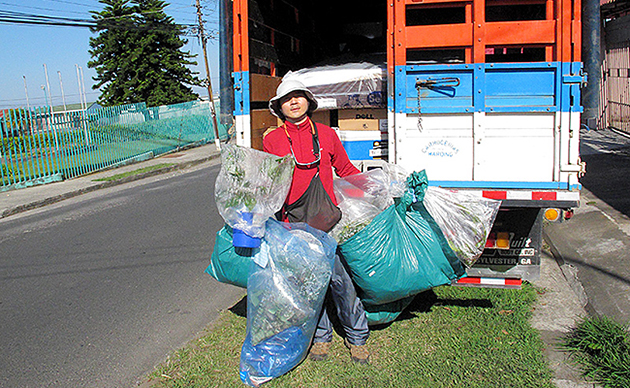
[496,232,510,248]
[484,232,510,249]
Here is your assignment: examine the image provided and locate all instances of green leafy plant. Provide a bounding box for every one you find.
[335,219,371,244]
[218,145,293,213]
[561,315,630,387]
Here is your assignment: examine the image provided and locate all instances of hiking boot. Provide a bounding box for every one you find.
[344,338,370,365]
[308,341,331,361]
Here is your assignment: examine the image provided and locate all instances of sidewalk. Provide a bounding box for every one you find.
[530,251,594,388]
[544,127,630,325]
[1,142,222,219]
[0,139,614,388]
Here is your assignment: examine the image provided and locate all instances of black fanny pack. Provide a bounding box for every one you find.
[277,120,342,232]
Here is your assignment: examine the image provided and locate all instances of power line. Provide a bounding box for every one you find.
[0,10,199,30]
[0,1,91,16]
[44,0,98,8]
[0,10,94,23]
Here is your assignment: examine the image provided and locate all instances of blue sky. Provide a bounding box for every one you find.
[0,0,220,109]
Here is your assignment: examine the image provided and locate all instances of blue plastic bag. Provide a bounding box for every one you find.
[240,219,336,387]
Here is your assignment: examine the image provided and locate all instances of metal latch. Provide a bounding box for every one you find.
[416,77,460,89]
[562,69,587,87]
[415,77,460,131]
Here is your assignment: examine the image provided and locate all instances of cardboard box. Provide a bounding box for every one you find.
[338,109,387,131]
[250,74,281,102]
[338,130,388,160]
[311,110,331,127]
[251,109,278,150]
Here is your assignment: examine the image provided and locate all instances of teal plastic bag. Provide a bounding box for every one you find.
[364,296,415,326]
[339,171,466,306]
[205,225,254,288]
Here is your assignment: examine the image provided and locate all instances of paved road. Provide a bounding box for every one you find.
[580,127,630,217]
[0,163,245,388]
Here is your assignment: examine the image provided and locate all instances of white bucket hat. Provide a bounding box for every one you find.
[268,79,318,121]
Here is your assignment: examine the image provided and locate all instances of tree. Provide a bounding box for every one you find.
[88,0,138,105]
[88,0,202,107]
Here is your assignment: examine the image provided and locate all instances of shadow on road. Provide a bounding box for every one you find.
[580,148,630,219]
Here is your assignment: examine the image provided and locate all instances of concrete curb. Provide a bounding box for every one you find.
[543,230,590,309]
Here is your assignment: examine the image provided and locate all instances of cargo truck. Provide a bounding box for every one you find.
[218,0,586,286]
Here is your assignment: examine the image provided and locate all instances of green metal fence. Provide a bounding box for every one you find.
[1,100,229,191]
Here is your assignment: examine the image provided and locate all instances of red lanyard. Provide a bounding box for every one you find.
[283,119,321,168]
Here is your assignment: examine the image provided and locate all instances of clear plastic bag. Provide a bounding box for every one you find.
[281,63,387,109]
[423,187,501,267]
[329,198,382,244]
[330,163,409,243]
[215,145,294,238]
[240,219,336,387]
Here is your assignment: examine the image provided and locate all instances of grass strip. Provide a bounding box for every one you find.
[147,283,555,388]
[561,315,630,387]
[93,163,175,182]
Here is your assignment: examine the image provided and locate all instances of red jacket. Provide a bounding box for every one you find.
[263,118,360,206]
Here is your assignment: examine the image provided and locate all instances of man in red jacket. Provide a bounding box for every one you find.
[263,79,370,364]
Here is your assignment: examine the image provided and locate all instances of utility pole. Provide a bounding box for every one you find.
[23,75,31,110]
[582,0,601,129]
[79,66,88,110]
[75,64,83,108]
[58,71,68,112]
[196,0,221,151]
[43,64,53,112]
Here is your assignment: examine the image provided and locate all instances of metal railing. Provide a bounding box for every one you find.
[605,100,630,134]
[1,100,229,191]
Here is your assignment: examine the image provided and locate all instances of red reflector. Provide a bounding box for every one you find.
[532,191,557,200]
[483,191,507,200]
[505,278,523,286]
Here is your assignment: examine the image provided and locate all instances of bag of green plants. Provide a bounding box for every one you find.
[240,219,336,387]
[423,186,500,267]
[330,163,408,244]
[215,144,294,240]
[338,170,466,305]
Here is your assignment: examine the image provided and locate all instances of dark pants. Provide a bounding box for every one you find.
[314,253,369,346]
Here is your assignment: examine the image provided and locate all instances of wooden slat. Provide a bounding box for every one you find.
[405,0,469,4]
[232,0,249,72]
[485,20,556,45]
[405,24,473,48]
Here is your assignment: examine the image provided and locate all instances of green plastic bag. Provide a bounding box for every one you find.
[364,296,415,326]
[205,224,254,288]
[339,171,466,306]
